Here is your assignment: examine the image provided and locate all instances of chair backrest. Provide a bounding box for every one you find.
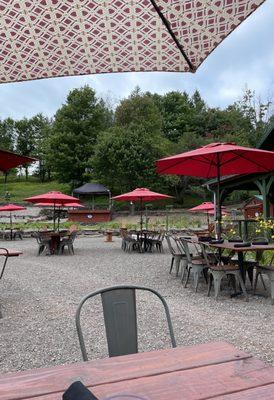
[75,285,176,361]
[199,242,219,267]
[33,232,44,244]
[165,234,177,255]
[180,238,193,262]
[70,231,77,242]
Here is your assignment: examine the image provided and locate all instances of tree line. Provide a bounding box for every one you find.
[0,85,272,200]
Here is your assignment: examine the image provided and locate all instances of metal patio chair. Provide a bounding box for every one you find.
[253,254,274,305]
[75,285,176,361]
[33,232,51,256]
[200,242,248,301]
[149,230,165,253]
[166,234,185,276]
[58,231,77,255]
[180,238,208,292]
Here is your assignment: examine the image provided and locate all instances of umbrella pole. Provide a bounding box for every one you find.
[206,211,210,231]
[10,212,12,240]
[216,157,222,239]
[57,207,61,232]
[140,198,143,232]
[53,203,56,231]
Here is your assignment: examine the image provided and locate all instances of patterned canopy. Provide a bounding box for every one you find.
[0,0,265,84]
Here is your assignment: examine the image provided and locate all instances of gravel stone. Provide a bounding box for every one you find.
[0,236,273,373]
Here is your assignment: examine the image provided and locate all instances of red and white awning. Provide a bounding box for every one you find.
[0,0,265,84]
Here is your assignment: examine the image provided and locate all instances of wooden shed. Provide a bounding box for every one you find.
[68,182,112,223]
[242,195,274,219]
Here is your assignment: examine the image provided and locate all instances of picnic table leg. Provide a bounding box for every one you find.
[0,256,8,280]
[238,252,245,282]
[231,252,247,298]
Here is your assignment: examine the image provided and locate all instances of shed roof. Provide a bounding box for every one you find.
[73,183,110,196]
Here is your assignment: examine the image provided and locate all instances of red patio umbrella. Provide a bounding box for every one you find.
[0,149,36,173]
[189,202,216,212]
[112,188,172,231]
[24,191,78,204]
[189,202,225,229]
[0,1,265,84]
[36,202,84,208]
[0,204,26,239]
[35,201,84,231]
[25,191,79,230]
[157,142,274,237]
[207,209,229,216]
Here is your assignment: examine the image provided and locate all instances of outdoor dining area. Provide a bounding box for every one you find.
[166,233,274,304]
[1,0,274,398]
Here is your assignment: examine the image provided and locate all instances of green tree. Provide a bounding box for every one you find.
[92,124,169,193]
[47,86,112,185]
[92,88,171,193]
[0,118,15,151]
[31,114,53,182]
[234,88,272,146]
[15,117,39,179]
[115,87,162,132]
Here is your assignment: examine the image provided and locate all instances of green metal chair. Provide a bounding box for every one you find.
[75,285,177,361]
[180,238,208,292]
[165,234,185,276]
[200,242,248,301]
[253,254,274,305]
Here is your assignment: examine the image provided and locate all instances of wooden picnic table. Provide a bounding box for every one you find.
[209,240,274,282]
[0,248,22,280]
[1,342,274,400]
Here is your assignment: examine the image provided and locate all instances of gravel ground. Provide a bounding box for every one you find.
[0,235,273,373]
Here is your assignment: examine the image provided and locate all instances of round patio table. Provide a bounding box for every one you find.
[39,230,69,254]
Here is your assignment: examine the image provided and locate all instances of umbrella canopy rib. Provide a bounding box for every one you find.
[148,0,195,72]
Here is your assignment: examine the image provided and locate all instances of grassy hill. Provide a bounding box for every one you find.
[0,176,70,203]
[0,175,206,207]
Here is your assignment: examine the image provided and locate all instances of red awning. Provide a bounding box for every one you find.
[0,1,265,84]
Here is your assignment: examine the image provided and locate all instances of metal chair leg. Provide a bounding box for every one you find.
[169,257,174,274]
[269,271,274,305]
[181,260,187,284]
[207,273,213,296]
[184,266,191,288]
[235,272,248,302]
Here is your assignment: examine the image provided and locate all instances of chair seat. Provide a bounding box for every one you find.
[191,258,206,265]
[210,263,239,272]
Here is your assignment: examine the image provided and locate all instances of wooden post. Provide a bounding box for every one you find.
[105,231,113,242]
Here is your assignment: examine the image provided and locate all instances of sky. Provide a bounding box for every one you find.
[0,0,273,120]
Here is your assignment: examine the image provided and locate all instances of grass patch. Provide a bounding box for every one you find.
[0,176,70,203]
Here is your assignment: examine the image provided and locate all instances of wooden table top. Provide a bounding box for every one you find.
[209,240,274,252]
[0,250,22,257]
[1,342,274,400]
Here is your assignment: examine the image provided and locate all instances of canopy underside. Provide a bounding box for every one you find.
[0,0,265,84]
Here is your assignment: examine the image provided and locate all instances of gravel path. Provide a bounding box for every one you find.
[0,236,273,373]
